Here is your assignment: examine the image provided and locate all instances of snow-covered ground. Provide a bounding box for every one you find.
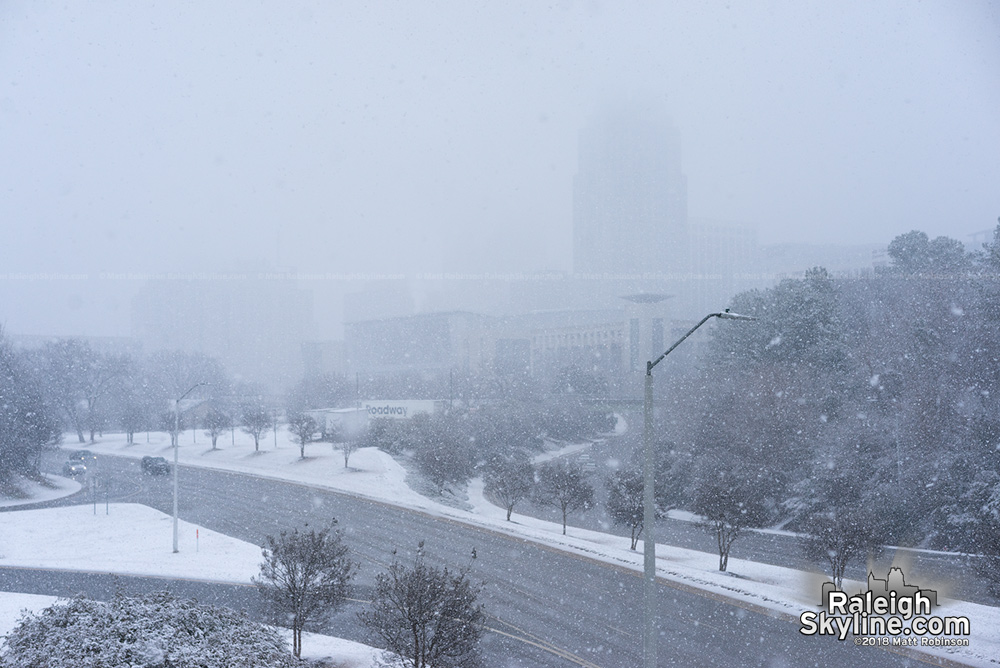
[0,503,261,581]
[0,587,382,668]
[0,503,382,667]
[531,438,594,464]
[2,428,998,667]
[0,474,81,508]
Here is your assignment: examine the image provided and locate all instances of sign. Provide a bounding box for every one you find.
[362,400,442,420]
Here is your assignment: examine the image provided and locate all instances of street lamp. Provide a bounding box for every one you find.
[173,382,206,553]
[642,309,754,668]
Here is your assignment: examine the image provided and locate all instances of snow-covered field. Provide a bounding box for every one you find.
[1,428,998,667]
[0,502,383,666]
[0,474,81,507]
[0,503,261,581]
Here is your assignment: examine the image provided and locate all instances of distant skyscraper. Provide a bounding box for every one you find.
[573,104,688,277]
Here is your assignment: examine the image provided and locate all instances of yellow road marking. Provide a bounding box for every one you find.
[486,616,604,668]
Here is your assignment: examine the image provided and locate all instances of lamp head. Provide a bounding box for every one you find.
[717,308,756,321]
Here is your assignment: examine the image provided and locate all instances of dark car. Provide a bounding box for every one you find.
[68,449,98,463]
[62,461,87,477]
[141,456,170,475]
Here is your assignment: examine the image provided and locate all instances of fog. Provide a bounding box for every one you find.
[1,1,998,341]
[4,6,1000,664]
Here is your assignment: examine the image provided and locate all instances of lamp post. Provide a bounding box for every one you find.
[642,309,754,668]
[173,382,206,553]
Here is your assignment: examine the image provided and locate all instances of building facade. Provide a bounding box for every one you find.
[573,104,688,279]
[131,275,314,391]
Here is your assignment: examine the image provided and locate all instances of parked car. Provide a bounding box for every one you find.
[141,456,170,475]
[62,461,87,477]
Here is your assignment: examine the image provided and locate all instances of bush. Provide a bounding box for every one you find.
[0,592,295,668]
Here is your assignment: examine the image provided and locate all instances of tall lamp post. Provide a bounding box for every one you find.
[642,309,754,668]
[173,382,206,553]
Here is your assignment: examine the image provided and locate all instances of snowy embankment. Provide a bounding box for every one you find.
[0,503,383,667]
[0,503,261,582]
[2,427,998,667]
[0,474,81,508]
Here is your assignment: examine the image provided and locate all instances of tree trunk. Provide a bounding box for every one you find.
[717,525,727,571]
[833,559,845,590]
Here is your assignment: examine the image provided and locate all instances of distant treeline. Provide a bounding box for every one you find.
[655,226,1000,585]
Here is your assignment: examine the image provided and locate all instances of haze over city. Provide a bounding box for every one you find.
[2,1,998,339]
[4,4,1000,666]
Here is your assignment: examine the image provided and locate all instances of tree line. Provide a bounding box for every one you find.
[360,401,614,497]
[0,339,284,482]
[648,225,1000,593]
[0,327,616,494]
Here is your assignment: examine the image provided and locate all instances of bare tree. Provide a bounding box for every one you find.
[483,457,534,521]
[605,468,644,550]
[534,460,594,535]
[146,349,229,419]
[692,469,770,572]
[359,543,485,668]
[253,522,354,659]
[412,415,475,493]
[33,339,123,443]
[241,402,271,452]
[202,407,230,450]
[83,353,128,443]
[286,372,351,412]
[969,474,1000,598]
[654,447,691,516]
[342,438,357,468]
[160,408,186,447]
[287,411,317,459]
[105,356,154,446]
[802,507,883,590]
[120,401,148,445]
[0,331,60,480]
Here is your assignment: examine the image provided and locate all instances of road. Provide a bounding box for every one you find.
[526,429,993,606]
[6,452,938,667]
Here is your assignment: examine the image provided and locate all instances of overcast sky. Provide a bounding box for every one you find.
[2,1,998,335]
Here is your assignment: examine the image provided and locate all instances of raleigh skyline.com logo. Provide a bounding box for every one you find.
[799,567,971,647]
